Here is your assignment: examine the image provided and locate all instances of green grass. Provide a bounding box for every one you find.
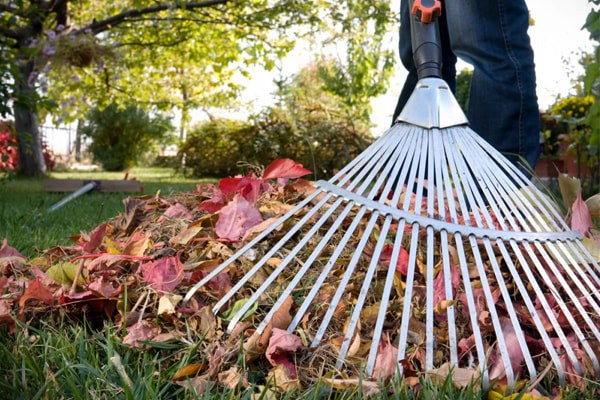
[1,167,599,399]
[0,167,204,258]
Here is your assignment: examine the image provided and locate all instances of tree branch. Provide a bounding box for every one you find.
[77,0,230,35]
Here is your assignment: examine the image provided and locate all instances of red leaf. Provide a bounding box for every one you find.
[198,185,227,213]
[140,255,184,292]
[262,159,312,182]
[0,299,13,326]
[570,190,594,236]
[219,176,262,203]
[158,203,193,222]
[215,195,263,241]
[373,334,399,381]
[19,278,55,308]
[0,239,26,260]
[81,223,108,254]
[380,244,409,275]
[265,328,302,378]
[489,318,525,381]
[123,320,160,347]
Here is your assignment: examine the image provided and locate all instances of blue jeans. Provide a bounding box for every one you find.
[393,0,540,170]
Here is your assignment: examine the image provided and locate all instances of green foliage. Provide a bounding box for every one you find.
[455,68,473,113]
[81,105,174,171]
[181,60,374,179]
[549,95,599,186]
[582,2,600,147]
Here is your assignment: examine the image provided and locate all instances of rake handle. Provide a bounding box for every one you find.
[409,0,443,79]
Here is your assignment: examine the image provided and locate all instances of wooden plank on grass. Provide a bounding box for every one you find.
[44,179,143,193]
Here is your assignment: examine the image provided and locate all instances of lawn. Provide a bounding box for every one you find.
[0,167,202,258]
[0,168,598,399]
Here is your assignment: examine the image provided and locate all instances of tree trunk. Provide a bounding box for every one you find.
[13,61,46,177]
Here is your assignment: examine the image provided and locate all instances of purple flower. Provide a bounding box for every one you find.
[72,74,81,82]
[27,71,38,87]
[84,28,92,34]
[45,30,56,39]
[56,24,65,31]
[27,39,39,48]
[42,42,56,56]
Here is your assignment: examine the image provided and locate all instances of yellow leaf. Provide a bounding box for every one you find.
[583,236,600,262]
[47,261,85,286]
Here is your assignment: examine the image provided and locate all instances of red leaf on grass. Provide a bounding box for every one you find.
[140,255,184,292]
[215,195,263,241]
[262,159,312,181]
[19,278,55,308]
[570,190,593,236]
[265,328,302,378]
[123,320,160,347]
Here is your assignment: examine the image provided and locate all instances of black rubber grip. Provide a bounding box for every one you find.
[409,0,443,79]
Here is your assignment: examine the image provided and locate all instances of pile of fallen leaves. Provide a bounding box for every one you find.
[1,159,600,399]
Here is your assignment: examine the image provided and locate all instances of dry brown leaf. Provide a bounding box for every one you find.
[176,373,212,395]
[582,237,600,262]
[195,306,218,340]
[321,377,381,398]
[586,193,600,217]
[157,294,182,315]
[250,386,279,400]
[258,296,294,349]
[266,364,300,393]
[558,174,580,211]
[218,366,247,389]
[426,362,480,391]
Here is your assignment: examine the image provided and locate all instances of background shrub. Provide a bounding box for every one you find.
[81,105,173,171]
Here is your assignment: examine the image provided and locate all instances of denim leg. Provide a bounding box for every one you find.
[392,0,457,124]
[444,0,540,169]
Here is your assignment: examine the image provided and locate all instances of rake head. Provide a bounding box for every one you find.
[184,79,600,388]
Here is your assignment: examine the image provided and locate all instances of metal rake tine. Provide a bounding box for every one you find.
[547,241,600,304]
[288,205,370,332]
[524,241,599,374]
[215,127,407,315]
[225,196,347,332]
[310,210,381,348]
[395,223,421,371]
[535,241,600,339]
[469,236,517,387]
[333,124,408,190]
[442,131,490,385]
[434,129,458,366]
[366,219,407,375]
[514,241,584,375]
[225,128,413,329]
[468,130,569,229]
[424,129,437,370]
[499,239,568,385]
[211,192,335,314]
[396,124,429,368]
[183,188,323,304]
[483,237,538,378]
[335,214,392,369]
[255,200,359,335]
[455,131,561,232]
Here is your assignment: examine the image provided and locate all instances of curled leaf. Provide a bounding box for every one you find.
[262,159,312,181]
[215,195,263,241]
